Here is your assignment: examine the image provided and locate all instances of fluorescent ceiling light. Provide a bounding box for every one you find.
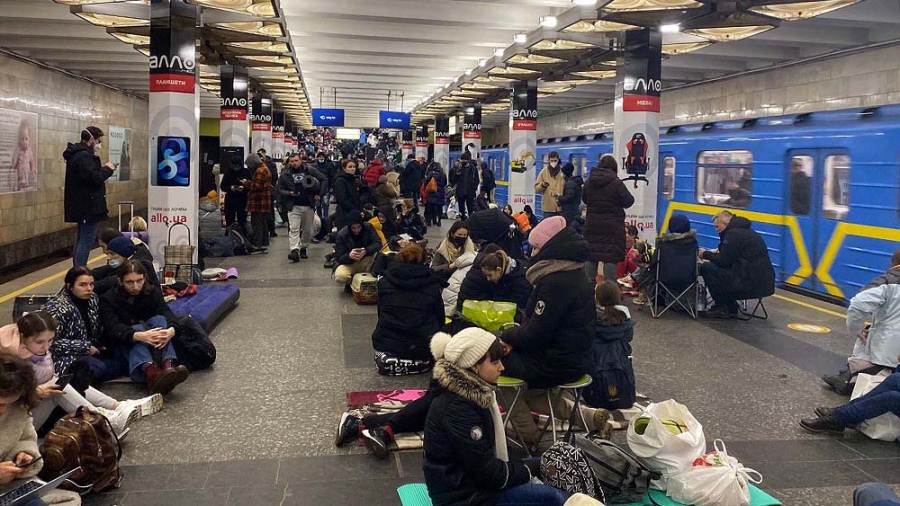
[685,25,773,41]
[226,41,290,53]
[237,55,294,65]
[189,0,275,17]
[562,19,638,32]
[212,21,284,37]
[541,77,596,86]
[54,0,136,4]
[530,39,596,51]
[488,66,541,77]
[660,23,681,33]
[573,0,596,5]
[478,58,488,67]
[571,69,616,79]
[662,41,711,54]
[514,33,528,44]
[601,0,702,12]
[494,48,505,57]
[74,12,148,27]
[506,54,566,65]
[110,32,150,45]
[748,0,859,20]
[540,16,558,28]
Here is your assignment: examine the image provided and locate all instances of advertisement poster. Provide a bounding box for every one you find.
[0,108,39,193]
[508,84,537,213]
[107,126,133,182]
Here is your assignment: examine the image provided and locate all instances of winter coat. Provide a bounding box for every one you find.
[559,175,584,225]
[534,167,565,213]
[500,227,595,389]
[363,159,386,188]
[426,168,448,206]
[43,289,103,375]
[372,262,445,361]
[451,160,480,197]
[699,216,775,299]
[99,284,179,350]
[373,182,399,220]
[314,159,336,192]
[582,168,635,263]
[456,255,531,312]
[0,403,43,495]
[277,165,326,211]
[480,164,496,194]
[0,324,19,358]
[584,308,636,410]
[399,211,427,241]
[368,217,388,247]
[432,237,476,276]
[442,252,477,317]
[466,209,526,260]
[385,172,402,197]
[400,160,425,196]
[93,258,159,296]
[334,222,382,265]
[246,164,273,213]
[424,360,531,506]
[63,142,114,224]
[332,171,362,230]
[861,266,900,292]
[220,167,252,207]
[847,283,900,368]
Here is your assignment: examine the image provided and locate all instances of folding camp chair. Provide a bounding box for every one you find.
[738,298,769,320]
[646,238,700,319]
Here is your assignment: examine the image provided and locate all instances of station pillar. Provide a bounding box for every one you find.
[272,110,285,161]
[284,119,294,155]
[508,82,537,213]
[462,104,482,160]
[401,131,414,160]
[434,116,450,171]
[250,95,273,155]
[147,0,199,262]
[614,29,662,239]
[415,125,429,161]
[219,64,249,177]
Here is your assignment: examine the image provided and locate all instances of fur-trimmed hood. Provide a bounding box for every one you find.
[658,229,696,243]
[433,359,494,409]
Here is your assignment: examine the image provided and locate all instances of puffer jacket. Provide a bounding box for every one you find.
[424,360,531,506]
[442,252,477,317]
[63,142,114,224]
[582,168,635,263]
[426,167,448,206]
[456,254,531,312]
[372,262,445,360]
[334,222,382,265]
[500,227,595,389]
[332,170,362,230]
[43,289,103,375]
[558,175,584,225]
[363,159,386,188]
[700,216,775,299]
[861,266,900,292]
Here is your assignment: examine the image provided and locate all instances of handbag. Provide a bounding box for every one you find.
[12,295,53,320]
[163,222,195,285]
[626,399,706,489]
[850,372,900,441]
[425,176,438,194]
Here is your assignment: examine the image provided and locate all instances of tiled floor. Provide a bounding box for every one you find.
[1,221,899,506]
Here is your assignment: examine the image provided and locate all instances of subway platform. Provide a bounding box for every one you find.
[1,224,898,506]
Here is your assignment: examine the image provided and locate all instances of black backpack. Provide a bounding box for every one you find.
[228,226,253,255]
[172,314,216,371]
[541,440,604,502]
[584,324,636,410]
[571,433,659,504]
[206,235,235,258]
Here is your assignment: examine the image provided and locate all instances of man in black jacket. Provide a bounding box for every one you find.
[313,152,336,242]
[399,155,424,208]
[278,153,326,262]
[220,154,252,236]
[450,152,480,220]
[699,211,776,318]
[64,126,117,267]
[333,214,383,290]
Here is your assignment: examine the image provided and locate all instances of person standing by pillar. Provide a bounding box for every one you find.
[245,153,272,249]
[534,151,565,218]
[582,155,635,284]
[64,126,117,267]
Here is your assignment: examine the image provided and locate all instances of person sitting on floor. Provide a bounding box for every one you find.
[853,483,900,506]
[334,214,383,291]
[431,221,476,282]
[699,210,775,319]
[442,251,478,318]
[822,282,900,395]
[0,354,43,495]
[98,228,153,263]
[861,248,900,292]
[397,199,427,241]
[456,246,532,313]
[372,175,399,223]
[94,235,158,295]
[801,362,899,435]
[499,217,611,445]
[99,260,189,394]
[372,244,446,376]
[467,207,526,261]
[424,328,572,506]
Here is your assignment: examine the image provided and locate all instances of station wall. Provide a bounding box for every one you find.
[0,53,149,271]
[483,44,900,143]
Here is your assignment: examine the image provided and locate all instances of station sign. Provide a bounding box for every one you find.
[312,108,345,127]
[379,111,411,130]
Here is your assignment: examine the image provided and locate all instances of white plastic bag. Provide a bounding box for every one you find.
[850,372,900,441]
[626,399,706,489]
[667,440,762,506]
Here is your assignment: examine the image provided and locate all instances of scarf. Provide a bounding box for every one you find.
[526,259,584,286]
[437,237,475,264]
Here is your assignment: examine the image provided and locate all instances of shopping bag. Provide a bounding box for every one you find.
[666,440,762,506]
[461,300,517,332]
[850,372,900,441]
[163,222,195,285]
[626,399,706,489]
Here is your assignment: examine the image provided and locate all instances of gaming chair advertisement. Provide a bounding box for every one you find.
[415,125,429,160]
[434,116,450,173]
[508,83,537,213]
[463,104,482,160]
[614,29,661,240]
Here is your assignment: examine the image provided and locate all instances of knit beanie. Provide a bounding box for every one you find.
[107,236,135,258]
[244,153,263,168]
[669,213,691,234]
[561,162,575,178]
[430,328,496,368]
[529,215,567,251]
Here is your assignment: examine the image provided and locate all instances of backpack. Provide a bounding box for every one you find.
[206,235,235,258]
[541,440,604,502]
[228,226,253,255]
[425,176,438,194]
[172,314,216,371]
[39,407,122,495]
[571,433,659,504]
[584,337,636,410]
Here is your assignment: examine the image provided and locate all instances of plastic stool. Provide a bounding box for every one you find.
[538,374,593,444]
[497,375,529,455]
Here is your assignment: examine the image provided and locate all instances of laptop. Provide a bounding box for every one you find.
[0,468,80,506]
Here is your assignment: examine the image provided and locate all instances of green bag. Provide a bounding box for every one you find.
[461,300,517,332]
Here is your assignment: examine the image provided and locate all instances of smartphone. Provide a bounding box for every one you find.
[55,375,74,389]
[15,456,43,468]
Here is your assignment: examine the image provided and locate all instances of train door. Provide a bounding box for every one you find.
[784,149,851,292]
[569,153,587,176]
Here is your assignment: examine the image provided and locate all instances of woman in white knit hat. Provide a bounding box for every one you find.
[422,328,572,506]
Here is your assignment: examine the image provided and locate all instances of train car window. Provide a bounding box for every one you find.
[662,157,675,201]
[695,150,753,209]
[823,154,850,220]
[568,154,587,176]
[789,156,813,216]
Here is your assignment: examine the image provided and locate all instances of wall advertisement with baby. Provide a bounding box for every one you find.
[0,107,39,194]
[107,126,133,183]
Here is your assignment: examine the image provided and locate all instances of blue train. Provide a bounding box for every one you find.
[450,106,900,303]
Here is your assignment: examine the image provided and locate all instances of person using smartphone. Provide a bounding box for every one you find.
[0,354,43,491]
[333,214,383,292]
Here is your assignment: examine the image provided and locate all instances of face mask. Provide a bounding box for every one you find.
[94,142,102,154]
[108,259,121,268]
[549,161,558,168]
[451,236,468,248]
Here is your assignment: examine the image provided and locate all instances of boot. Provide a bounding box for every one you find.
[144,363,181,395]
[799,415,845,435]
[815,406,837,418]
[162,359,190,386]
[300,248,308,259]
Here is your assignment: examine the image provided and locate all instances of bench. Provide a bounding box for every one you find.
[169,284,240,332]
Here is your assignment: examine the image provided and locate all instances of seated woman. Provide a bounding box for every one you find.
[424,329,571,506]
[456,246,531,313]
[397,199,427,241]
[633,213,697,306]
[372,244,445,376]
[442,251,478,318]
[800,365,900,435]
[94,236,159,296]
[100,259,189,395]
[431,221,475,282]
[585,282,636,412]
[0,354,43,495]
[499,217,610,445]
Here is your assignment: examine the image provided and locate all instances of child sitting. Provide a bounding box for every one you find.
[585,282,636,411]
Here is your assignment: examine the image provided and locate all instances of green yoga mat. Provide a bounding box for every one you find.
[397,483,433,506]
[618,484,781,506]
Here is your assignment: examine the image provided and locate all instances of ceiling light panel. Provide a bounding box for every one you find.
[748,0,859,20]
[530,39,597,51]
[74,12,148,27]
[110,32,150,45]
[190,0,276,17]
[600,0,703,13]
[662,41,711,54]
[226,41,290,52]
[506,54,566,65]
[562,19,639,32]
[685,25,774,41]
[237,55,294,65]
[211,21,284,37]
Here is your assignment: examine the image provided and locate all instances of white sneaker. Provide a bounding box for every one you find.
[617,276,633,289]
[119,394,164,417]
[96,406,138,440]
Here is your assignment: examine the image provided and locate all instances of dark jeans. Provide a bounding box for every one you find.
[74,221,99,267]
[250,212,269,247]
[834,373,900,426]
[362,382,436,434]
[424,203,442,225]
[699,261,738,313]
[224,200,248,236]
[402,190,420,211]
[457,194,476,219]
[854,483,900,506]
[495,483,570,506]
